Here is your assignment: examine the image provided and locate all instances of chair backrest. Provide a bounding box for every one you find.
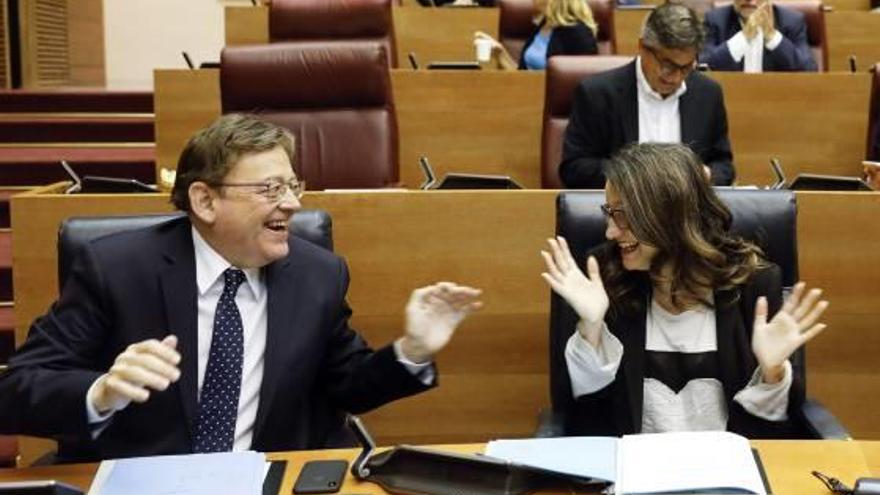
[541,55,633,188]
[498,0,617,62]
[57,209,333,290]
[220,42,398,191]
[713,0,827,71]
[269,0,397,67]
[868,63,880,161]
[549,189,800,415]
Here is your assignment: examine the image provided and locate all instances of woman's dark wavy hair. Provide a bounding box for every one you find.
[601,143,765,314]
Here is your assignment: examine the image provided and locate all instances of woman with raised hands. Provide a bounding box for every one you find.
[540,142,829,438]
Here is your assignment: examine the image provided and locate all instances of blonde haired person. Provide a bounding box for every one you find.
[476,0,599,70]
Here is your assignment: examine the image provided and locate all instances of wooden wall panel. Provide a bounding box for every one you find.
[19,0,70,87]
[67,0,103,86]
[0,1,9,89]
[827,12,880,72]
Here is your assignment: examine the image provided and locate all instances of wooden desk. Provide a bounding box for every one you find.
[153,69,870,188]
[0,441,876,495]
[224,5,499,68]
[827,11,880,72]
[10,189,880,467]
[710,72,871,183]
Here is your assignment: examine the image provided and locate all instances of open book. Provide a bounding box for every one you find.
[485,431,769,494]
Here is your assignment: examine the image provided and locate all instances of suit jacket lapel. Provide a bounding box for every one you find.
[618,61,640,143]
[680,85,696,147]
[251,251,296,443]
[618,302,647,431]
[158,219,199,443]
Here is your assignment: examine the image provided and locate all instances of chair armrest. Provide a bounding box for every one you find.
[534,408,566,438]
[801,397,850,440]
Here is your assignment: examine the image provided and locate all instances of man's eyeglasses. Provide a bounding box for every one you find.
[600,203,629,230]
[645,45,696,78]
[214,178,306,201]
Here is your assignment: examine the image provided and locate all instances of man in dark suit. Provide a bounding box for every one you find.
[0,114,482,462]
[700,0,817,72]
[560,3,734,189]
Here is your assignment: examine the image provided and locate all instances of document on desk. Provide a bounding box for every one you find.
[485,431,768,494]
[87,451,267,495]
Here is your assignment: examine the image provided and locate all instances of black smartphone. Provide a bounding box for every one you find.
[293,460,348,494]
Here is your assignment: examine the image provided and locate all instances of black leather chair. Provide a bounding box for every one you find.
[58,209,333,289]
[537,189,849,439]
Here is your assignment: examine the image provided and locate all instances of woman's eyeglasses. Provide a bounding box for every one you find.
[215,178,306,201]
[600,203,629,230]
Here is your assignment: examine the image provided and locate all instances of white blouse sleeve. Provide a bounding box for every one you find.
[565,321,624,397]
[733,360,793,421]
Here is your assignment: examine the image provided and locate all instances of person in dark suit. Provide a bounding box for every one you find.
[701,0,817,72]
[541,142,830,437]
[474,0,598,70]
[560,2,734,189]
[0,114,482,462]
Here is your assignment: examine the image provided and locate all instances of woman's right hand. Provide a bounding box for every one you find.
[541,236,609,345]
[473,31,504,52]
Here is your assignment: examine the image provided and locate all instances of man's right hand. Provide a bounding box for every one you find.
[90,335,181,414]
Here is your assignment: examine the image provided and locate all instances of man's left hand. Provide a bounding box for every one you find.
[400,282,483,363]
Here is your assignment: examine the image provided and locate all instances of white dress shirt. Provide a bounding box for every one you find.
[87,226,432,450]
[726,27,784,73]
[635,56,686,145]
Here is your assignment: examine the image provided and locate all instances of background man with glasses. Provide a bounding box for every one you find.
[0,113,482,462]
[559,2,734,189]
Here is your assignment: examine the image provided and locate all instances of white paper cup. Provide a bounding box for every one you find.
[474,38,492,62]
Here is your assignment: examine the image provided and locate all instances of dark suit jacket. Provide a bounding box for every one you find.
[700,5,817,72]
[518,21,598,70]
[0,217,431,462]
[558,250,805,438]
[560,60,735,189]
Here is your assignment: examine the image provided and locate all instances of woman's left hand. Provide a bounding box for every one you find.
[751,282,829,383]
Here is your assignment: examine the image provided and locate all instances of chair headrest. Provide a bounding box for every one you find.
[57,209,333,289]
[221,42,392,111]
[269,0,393,41]
[545,56,633,117]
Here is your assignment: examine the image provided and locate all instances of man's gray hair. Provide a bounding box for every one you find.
[641,2,705,51]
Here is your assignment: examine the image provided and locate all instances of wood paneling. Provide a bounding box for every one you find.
[392,70,544,188]
[827,11,880,72]
[19,0,69,87]
[10,190,880,461]
[614,6,652,56]
[0,1,9,89]
[710,72,871,184]
[392,6,499,65]
[66,0,103,86]
[225,5,269,46]
[223,5,498,66]
[153,69,221,179]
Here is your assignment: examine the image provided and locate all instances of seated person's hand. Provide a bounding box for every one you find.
[473,31,504,53]
[863,161,880,190]
[540,236,609,347]
[400,282,483,363]
[90,335,181,414]
[751,282,828,384]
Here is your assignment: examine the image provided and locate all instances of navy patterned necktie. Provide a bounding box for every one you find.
[193,268,246,453]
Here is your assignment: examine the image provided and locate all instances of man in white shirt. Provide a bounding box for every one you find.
[560,2,734,189]
[0,114,482,462]
[700,0,817,72]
